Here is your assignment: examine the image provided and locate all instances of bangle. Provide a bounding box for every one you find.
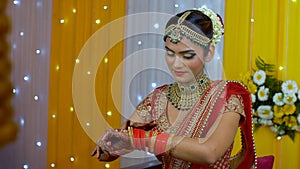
[165,134,174,156]
[154,133,169,155]
[128,127,134,148]
[133,128,141,150]
[140,129,146,151]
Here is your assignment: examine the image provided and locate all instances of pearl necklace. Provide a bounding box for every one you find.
[167,74,210,111]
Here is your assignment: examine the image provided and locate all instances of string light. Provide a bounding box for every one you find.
[153,23,159,29]
[104,58,108,63]
[174,4,179,8]
[23,164,29,169]
[36,49,41,54]
[23,75,30,81]
[60,19,65,24]
[95,19,101,24]
[36,1,42,7]
[279,66,284,70]
[70,156,75,162]
[36,141,42,147]
[34,95,39,101]
[51,114,56,119]
[137,40,142,45]
[151,82,157,88]
[292,0,297,2]
[107,111,112,116]
[20,118,25,126]
[86,122,91,126]
[13,0,20,5]
[20,31,24,36]
[137,95,142,101]
[70,107,74,112]
[103,6,108,10]
[87,71,91,75]
[75,59,80,63]
[276,136,282,140]
[50,163,56,168]
[72,8,77,13]
[55,65,60,71]
[250,18,255,23]
[105,163,110,168]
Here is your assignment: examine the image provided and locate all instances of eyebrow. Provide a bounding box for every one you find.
[165,46,195,54]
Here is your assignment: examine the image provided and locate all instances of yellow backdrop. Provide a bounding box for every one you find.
[48,0,300,168]
[224,0,300,169]
[48,0,125,168]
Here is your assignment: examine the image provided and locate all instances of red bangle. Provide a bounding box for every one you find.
[133,129,141,150]
[140,129,146,151]
[154,133,169,155]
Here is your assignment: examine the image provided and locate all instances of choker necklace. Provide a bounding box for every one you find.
[167,73,210,111]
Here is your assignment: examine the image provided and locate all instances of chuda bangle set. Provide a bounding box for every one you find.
[128,126,175,155]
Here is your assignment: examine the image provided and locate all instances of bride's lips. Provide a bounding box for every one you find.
[173,71,186,76]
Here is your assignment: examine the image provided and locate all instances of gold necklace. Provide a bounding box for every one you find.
[167,74,210,111]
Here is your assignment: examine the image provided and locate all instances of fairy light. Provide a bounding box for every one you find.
[75,59,80,63]
[174,4,179,8]
[107,111,112,116]
[95,19,101,24]
[20,31,24,36]
[72,8,77,13]
[23,75,30,81]
[23,164,29,169]
[279,66,284,70]
[34,95,39,101]
[51,114,56,119]
[87,71,91,75]
[105,163,110,168]
[55,65,60,71]
[103,6,108,10]
[86,122,91,126]
[70,156,75,162]
[60,19,65,24]
[13,0,20,5]
[153,23,159,29]
[36,141,42,147]
[151,82,157,88]
[20,118,25,126]
[104,58,108,63]
[276,136,282,140]
[137,95,142,101]
[137,40,142,45]
[50,163,56,168]
[70,107,74,112]
[36,49,41,54]
[250,18,255,23]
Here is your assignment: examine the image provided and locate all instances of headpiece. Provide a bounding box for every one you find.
[164,7,224,46]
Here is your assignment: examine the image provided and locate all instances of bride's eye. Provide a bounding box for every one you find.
[183,53,196,59]
[166,50,175,56]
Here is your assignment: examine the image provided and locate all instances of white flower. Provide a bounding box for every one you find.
[253,70,266,85]
[273,93,284,106]
[270,126,285,135]
[251,94,256,103]
[281,80,298,95]
[283,93,297,104]
[297,114,300,124]
[257,86,269,101]
[198,6,224,45]
[257,105,273,120]
[259,119,273,126]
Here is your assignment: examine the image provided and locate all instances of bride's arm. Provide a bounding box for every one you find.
[170,112,240,164]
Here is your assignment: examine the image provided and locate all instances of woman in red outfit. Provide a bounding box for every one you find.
[92,7,256,169]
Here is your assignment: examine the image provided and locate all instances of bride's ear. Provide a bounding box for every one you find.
[204,45,215,62]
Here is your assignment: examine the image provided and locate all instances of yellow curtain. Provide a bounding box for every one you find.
[224,0,300,169]
[48,0,125,168]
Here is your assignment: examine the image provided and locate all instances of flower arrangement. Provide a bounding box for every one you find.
[240,57,300,141]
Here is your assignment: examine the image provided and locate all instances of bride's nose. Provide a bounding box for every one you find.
[173,56,184,67]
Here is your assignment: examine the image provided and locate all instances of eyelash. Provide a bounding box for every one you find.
[166,50,196,59]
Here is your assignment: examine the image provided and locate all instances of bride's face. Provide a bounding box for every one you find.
[165,37,212,84]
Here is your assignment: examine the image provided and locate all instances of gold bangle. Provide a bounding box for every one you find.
[128,127,134,147]
[149,136,156,153]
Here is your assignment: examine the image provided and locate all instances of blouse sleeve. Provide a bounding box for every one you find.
[223,94,246,121]
[135,92,154,123]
